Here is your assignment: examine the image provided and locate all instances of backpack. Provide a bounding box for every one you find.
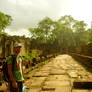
[2,55,16,82]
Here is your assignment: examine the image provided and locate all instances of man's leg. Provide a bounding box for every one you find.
[17,81,23,92]
[10,82,18,92]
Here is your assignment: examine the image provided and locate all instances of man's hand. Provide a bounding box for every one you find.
[23,79,25,83]
[12,81,18,88]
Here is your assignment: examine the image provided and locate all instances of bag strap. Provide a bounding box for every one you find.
[11,55,16,70]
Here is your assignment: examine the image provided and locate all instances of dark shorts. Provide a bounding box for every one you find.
[10,81,23,92]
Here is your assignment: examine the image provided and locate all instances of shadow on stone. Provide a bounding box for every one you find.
[73,80,92,89]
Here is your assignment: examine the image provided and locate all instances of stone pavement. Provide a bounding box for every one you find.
[24,55,92,92]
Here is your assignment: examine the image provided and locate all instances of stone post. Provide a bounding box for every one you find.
[0,35,5,58]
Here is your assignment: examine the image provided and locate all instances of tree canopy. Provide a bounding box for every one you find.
[0,11,12,34]
[29,15,92,53]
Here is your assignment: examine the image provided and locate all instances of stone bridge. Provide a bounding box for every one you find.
[23,54,92,92]
[0,54,92,92]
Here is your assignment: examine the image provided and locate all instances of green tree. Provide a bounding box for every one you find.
[87,28,92,44]
[73,20,87,32]
[86,22,92,44]
[29,15,90,54]
[73,20,87,46]
[0,11,12,34]
[54,15,76,52]
[29,17,55,44]
[58,15,76,29]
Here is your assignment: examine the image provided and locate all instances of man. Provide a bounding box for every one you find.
[8,43,24,92]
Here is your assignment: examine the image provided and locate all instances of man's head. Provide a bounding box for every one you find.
[13,43,22,55]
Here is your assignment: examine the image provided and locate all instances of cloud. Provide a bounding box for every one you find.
[0,0,68,36]
[5,28,31,37]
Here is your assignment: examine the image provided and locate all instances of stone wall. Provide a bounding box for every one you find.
[0,34,31,58]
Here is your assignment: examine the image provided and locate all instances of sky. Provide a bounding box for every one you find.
[0,0,92,37]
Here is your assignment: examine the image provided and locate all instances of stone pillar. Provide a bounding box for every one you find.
[11,41,14,54]
[0,35,5,58]
[5,39,11,57]
[0,37,2,58]
[19,42,25,56]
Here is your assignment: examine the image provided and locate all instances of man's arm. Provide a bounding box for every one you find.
[8,64,18,88]
[8,64,15,82]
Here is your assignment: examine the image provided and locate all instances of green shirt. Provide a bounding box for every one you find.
[8,55,24,82]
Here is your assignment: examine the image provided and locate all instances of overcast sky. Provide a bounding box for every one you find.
[0,0,92,37]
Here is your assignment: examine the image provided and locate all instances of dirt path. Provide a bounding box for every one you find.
[25,55,92,92]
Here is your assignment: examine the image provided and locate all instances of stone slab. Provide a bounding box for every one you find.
[41,91,54,92]
[43,80,71,89]
[50,70,66,75]
[40,67,51,71]
[32,72,49,77]
[30,80,44,87]
[46,75,69,81]
[72,89,89,92]
[55,86,71,92]
[68,71,78,78]
[31,77,46,81]
[28,87,42,92]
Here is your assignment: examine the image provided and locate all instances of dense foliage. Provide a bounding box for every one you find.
[29,15,92,54]
[0,11,12,34]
